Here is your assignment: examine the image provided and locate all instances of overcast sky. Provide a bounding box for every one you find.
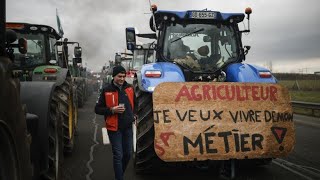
[7,0,320,73]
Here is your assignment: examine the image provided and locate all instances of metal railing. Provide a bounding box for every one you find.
[291,101,320,117]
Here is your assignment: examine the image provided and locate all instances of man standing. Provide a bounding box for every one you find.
[95,65,137,180]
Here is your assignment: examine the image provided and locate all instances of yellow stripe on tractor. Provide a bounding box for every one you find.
[153,82,295,162]
[68,94,73,139]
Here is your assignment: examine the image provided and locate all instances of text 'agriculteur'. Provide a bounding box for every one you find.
[175,84,278,102]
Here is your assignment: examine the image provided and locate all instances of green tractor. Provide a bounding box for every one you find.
[57,39,88,108]
[6,22,78,156]
[1,2,64,179]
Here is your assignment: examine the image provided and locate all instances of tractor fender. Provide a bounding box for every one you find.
[20,81,56,173]
[226,63,277,83]
[138,62,185,92]
[135,71,147,92]
[55,68,69,86]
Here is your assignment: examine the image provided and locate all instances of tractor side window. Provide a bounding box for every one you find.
[49,37,58,64]
[215,28,238,68]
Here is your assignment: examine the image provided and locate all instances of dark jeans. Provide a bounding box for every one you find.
[108,125,133,180]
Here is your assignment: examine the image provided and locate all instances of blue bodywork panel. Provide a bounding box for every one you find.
[140,62,185,92]
[139,62,277,93]
[226,63,277,83]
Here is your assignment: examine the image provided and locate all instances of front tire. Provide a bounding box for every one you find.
[56,79,75,154]
[42,91,64,179]
[133,78,164,173]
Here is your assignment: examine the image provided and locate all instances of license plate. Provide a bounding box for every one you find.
[190,11,215,19]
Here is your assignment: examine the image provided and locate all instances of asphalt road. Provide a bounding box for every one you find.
[61,93,320,180]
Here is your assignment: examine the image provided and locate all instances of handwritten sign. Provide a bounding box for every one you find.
[153,82,295,162]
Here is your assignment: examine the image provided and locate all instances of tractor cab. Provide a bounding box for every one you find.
[6,23,82,81]
[132,43,155,70]
[6,23,61,70]
[126,8,252,81]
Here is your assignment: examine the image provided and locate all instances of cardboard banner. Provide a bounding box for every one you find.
[153,82,295,162]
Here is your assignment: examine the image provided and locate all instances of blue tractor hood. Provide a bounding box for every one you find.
[226,63,277,83]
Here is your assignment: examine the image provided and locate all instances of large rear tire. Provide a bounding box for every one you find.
[133,78,164,173]
[0,57,32,180]
[42,90,64,179]
[0,126,20,180]
[56,79,76,154]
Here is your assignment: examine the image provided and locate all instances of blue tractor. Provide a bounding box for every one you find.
[126,6,294,178]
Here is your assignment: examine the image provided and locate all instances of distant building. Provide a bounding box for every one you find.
[315,72,320,75]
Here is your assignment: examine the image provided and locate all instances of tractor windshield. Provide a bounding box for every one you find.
[163,23,239,72]
[13,32,46,68]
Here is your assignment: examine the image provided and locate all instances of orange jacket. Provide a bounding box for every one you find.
[95,80,136,131]
[104,86,134,131]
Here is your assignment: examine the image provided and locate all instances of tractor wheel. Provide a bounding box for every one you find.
[77,85,84,108]
[133,78,164,173]
[0,125,22,180]
[42,90,64,179]
[56,79,75,154]
[0,58,32,180]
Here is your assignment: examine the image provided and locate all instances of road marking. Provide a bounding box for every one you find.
[86,114,99,180]
[102,127,110,145]
[273,158,320,180]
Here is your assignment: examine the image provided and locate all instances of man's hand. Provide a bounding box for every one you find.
[112,105,125,114]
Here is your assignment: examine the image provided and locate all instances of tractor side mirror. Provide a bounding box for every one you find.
[18,38,28,54]
[74,46,82,58]
[73,57,82,64]
[244,45,251,55]
[6,30,28,54]
[125,27,136,50]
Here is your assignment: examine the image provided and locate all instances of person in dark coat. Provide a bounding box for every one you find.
[95,65,137,180]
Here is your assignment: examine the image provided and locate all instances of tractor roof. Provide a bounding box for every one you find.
[6,22,61,40]
[154,10,245,23]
